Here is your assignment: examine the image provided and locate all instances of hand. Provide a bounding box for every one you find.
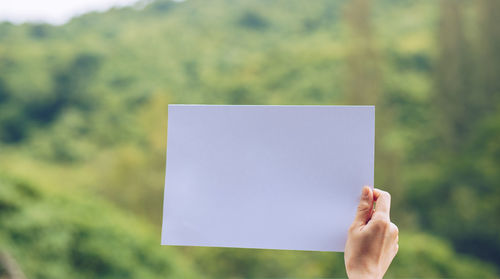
[344,186,399,279]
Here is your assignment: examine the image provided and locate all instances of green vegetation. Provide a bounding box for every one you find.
[0,173,497,278]
[0,175,198,279]
[0,0,499,277]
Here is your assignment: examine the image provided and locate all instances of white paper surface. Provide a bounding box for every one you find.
[162,105,374,252]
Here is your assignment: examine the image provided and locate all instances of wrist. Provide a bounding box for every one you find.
[346,266,381,279]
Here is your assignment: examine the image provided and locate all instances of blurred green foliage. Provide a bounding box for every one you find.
[0,172,498,278]
[0,0,499,277]
[0,175,199,279]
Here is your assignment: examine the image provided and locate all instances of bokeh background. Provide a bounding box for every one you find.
[0,0,499,278]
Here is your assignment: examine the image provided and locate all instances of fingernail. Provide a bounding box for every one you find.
[362,186,370,197]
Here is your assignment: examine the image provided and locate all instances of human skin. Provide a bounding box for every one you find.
[344,187,399,279]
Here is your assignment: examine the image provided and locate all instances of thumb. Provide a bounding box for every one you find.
[353,186,374,226]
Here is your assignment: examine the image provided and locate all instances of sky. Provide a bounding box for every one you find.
[0,0,139,25]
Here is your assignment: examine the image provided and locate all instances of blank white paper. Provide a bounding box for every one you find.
[162,105,374,252]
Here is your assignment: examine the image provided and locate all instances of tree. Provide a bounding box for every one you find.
[410,0,500,265]
[433,0,473,151]
[476,0,500,112]
[344,0,380,105]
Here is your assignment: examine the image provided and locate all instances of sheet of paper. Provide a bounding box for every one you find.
[162,105,374,252]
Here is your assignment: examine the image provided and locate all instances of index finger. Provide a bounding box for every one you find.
[373,188,391,219]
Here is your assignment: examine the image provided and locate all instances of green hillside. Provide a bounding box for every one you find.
[0,174,199,278]
[0,0,499,277]
[0,173,497,278]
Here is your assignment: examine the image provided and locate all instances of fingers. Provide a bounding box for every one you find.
[390,222,399,256]
[353,186,374,226]
[373,188,391,220]
[389,222,399,240]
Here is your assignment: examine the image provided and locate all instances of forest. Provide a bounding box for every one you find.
[0,0,499,277]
